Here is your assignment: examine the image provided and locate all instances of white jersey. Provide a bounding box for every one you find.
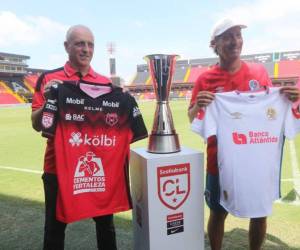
[191,87,300,218]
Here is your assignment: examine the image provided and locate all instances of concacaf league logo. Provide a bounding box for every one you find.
[41,112,54,128]
[105,113,118,126]
[157,163,190,210]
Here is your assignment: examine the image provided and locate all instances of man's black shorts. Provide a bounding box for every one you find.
[204,173,227,212]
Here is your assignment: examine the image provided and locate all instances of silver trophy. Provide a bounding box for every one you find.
[144,54,181,153]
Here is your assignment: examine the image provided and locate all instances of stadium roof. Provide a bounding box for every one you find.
[0,52,30,59]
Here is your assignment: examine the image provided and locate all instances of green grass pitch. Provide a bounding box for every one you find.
[0,101,300,249]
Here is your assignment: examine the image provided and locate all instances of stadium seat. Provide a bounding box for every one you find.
[186,66,208,83]
[0,81,25,104]
[277,60,300,78]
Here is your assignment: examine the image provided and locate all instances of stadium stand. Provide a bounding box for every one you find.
[186,66,209,84]
[1,50,299,104]
[127,50,300,100]
[0,80,24,104]
[132,71,151,86]
[173,60,189,84]
[277,60,300,79]
[0,52,43,105]
[24,74,38,90]
[261,62,275,78]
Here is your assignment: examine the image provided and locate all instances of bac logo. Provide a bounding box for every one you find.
[232,132,247,144]
[157,163,190,210]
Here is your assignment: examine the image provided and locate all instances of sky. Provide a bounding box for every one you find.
[1,0,300,82]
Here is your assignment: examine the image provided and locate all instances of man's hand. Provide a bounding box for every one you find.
[195,91,215,108]
[280,86,300,103]
[188,91,215,122]
[43,79,63,99]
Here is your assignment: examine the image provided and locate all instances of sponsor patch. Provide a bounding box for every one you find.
[166,213,184,235]
[73,151,106,194]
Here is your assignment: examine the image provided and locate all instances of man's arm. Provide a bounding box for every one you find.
[31,79,63,132]
[188,91,215,123]
[31,107,44,132]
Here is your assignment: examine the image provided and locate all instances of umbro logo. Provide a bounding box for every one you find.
[230,112,243,119]
[230,112,242,119]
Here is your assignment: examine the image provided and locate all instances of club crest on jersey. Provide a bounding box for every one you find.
[266,108,277,120]
[105,113,118,126]
[157,163,190,210]
[249,79,260,91]
[42,112,54,128]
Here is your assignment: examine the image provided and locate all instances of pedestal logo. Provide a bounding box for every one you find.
[157,163,190,210]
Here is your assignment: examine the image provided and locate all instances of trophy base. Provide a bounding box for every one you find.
[147,134,181,154]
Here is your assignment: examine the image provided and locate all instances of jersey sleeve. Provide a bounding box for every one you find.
[31,73,47,111]
[284,105,300,139]
[40,85,59,138]
[189,75,202,108]
[191,99,218,141]
[127,94,148,143]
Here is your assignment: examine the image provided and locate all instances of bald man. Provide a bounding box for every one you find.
[31,25,117,250]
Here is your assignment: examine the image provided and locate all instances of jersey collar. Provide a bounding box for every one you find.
[64,61,97,79]
[215,60,246,76]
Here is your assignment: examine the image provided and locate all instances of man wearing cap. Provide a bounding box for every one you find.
[188,18,300,250]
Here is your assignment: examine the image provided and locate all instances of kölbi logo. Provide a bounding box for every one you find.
[157,163,190,210]
[69,132,116,147]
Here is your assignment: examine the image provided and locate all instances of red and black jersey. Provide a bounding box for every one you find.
[32,62,111,174]
[41,81,148,223]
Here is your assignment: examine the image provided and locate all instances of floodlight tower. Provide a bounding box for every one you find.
[107,42,116,76]
[107,42,121,86]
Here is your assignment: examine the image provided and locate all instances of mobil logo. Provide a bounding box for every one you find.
[66,97,85,105]
[102,100,119,108]
[157,163,190,210]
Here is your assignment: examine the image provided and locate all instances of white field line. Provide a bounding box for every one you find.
[288,140,300,201]
[0,165,297,182]
[0,165,42,174]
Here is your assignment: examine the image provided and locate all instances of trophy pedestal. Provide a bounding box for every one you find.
[130,147,204,250]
